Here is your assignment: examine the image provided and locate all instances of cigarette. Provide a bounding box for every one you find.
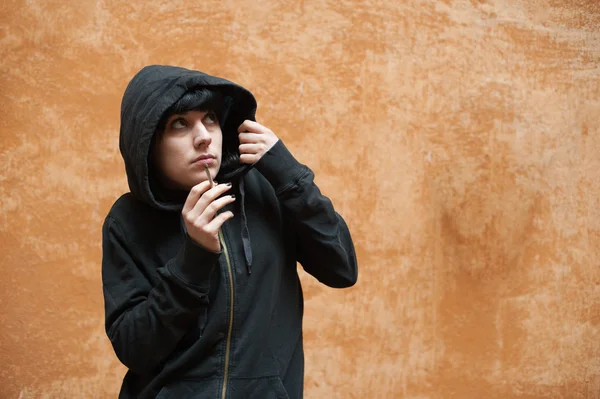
[204,164,214,187]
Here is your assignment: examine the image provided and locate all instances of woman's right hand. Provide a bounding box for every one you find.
[182,181,235,252]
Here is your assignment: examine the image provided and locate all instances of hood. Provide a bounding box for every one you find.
[119,64,258,211]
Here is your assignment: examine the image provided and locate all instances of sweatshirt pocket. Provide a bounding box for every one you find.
[229,375,290,399]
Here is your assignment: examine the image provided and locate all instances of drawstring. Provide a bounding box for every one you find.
[239,178,253,275]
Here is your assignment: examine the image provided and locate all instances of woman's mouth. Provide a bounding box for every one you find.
[191,155,215,165]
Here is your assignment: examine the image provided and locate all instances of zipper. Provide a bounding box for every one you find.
[219,229,234,399]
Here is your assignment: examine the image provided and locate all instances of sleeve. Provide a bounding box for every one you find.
[101,216,220,374]
[254,140,358,288]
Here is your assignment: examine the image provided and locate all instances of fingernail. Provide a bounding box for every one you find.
[226,182,232,186]
[230,195,236,199]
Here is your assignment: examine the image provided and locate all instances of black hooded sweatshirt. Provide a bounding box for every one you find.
[102,65,358,399]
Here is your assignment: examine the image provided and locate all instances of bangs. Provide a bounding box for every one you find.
[157,88,226,133]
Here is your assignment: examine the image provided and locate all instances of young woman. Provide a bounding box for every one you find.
[102,65,358,399]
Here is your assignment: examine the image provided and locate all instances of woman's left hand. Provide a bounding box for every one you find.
[238,120,279,164]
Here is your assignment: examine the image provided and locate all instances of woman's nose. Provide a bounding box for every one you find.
[193,123,212,148]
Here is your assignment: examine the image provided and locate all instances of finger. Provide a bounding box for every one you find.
[238,120,267,134]
[205,211,234,233]
[197,195,236,225]
[240,153,260,164]
[187,183,232,220]
[182,181,213,214]
[239,143,263,154]
[238,132,266,144]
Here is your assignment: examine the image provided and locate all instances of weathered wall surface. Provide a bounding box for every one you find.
[1,0,599,397]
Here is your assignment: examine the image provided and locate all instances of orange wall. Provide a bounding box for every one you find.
[1,1,599,398]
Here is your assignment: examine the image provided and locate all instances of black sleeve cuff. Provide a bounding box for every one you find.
[167,235,221,289]
[254,140,309,193]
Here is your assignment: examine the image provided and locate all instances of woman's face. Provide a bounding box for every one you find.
[153,110,223,191]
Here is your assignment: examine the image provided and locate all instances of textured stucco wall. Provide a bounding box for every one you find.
[1,0,599,398]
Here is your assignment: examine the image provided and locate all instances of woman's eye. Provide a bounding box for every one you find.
[171,118,187,129]
[204,113,218,124]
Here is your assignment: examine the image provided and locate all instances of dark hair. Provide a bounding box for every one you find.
[156,88,226,134]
